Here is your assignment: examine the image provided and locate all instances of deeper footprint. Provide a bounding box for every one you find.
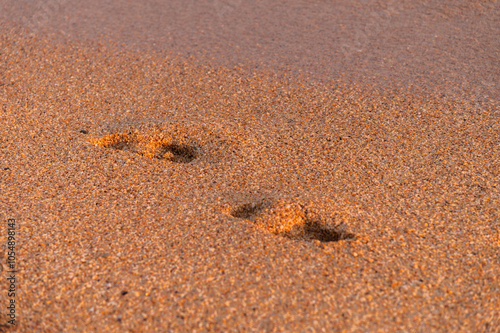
[231,201,354,243]
[90,131,197,163]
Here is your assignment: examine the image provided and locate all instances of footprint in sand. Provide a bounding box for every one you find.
[230,200,355,243]
[89,131,197,163]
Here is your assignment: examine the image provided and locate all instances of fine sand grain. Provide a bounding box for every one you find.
[0,1,499,332]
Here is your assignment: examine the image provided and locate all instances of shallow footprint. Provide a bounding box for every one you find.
[231,200,354,243]
[230,200,269,219]
[90,131,197,163]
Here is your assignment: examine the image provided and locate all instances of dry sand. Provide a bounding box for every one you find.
[0,1,499,332]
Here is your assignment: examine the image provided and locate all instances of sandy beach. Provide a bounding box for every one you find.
[0,1,499,332]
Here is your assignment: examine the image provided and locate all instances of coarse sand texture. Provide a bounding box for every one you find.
[0,26,499,332]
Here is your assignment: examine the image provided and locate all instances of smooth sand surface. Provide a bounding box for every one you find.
[0,1,499,332]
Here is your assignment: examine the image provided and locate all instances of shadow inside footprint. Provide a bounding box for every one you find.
[155,143,197,163]
[230,201,267,220]
[298,219,354,243]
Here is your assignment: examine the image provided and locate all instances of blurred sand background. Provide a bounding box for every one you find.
[0,0,499,331]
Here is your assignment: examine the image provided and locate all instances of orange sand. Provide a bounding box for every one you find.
[0,9,499,332]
